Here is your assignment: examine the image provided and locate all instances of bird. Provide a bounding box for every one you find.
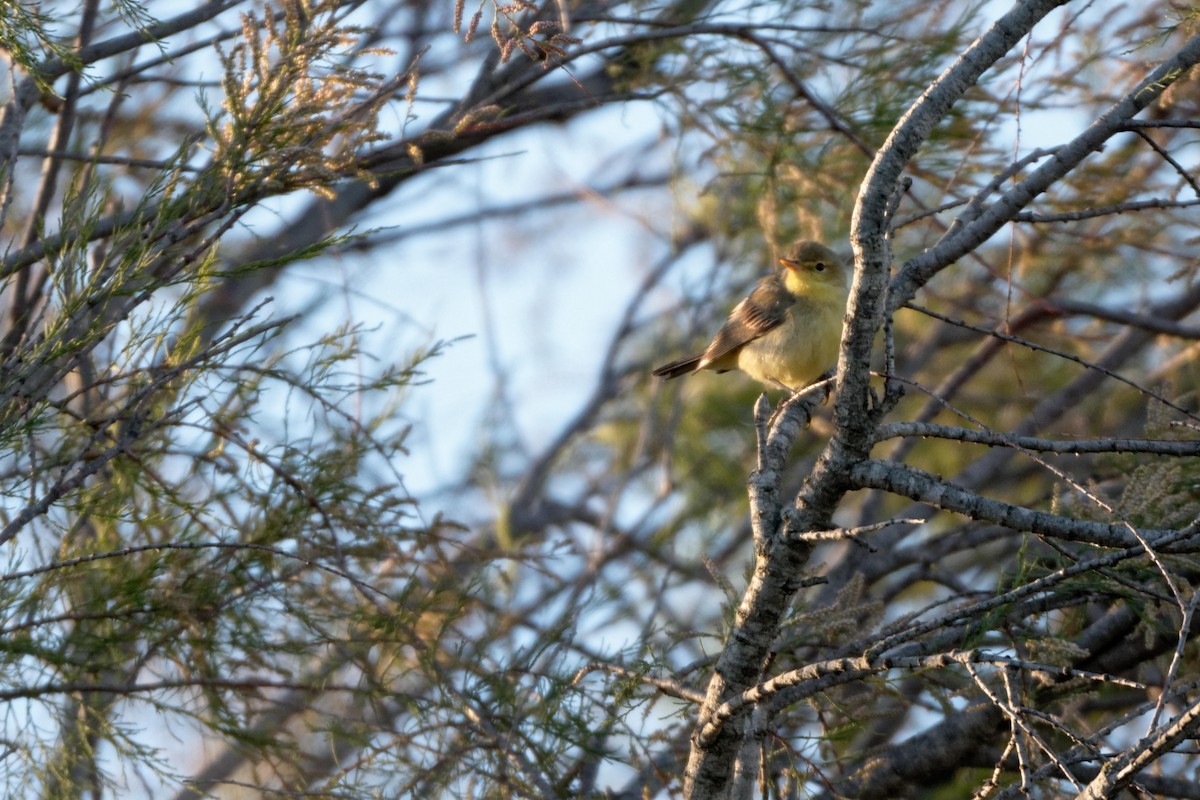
[652,240,850,391]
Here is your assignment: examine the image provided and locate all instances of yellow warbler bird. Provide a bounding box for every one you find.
[652,240,850,391]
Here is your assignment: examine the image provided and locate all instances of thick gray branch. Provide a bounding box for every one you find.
[875,422,1200,456]
[891,31,1200,310]
[848,457,1198,550]
[1076,697,1200,800]
[684,3,1069,797]
[849,0,1071,408]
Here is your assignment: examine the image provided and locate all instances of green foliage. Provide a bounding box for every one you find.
[0,1,74,89]
[4,0,1200,796]
[1118,392,1200,529]
[0,1,472,796]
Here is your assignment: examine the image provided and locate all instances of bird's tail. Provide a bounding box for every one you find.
[651,355,702,380]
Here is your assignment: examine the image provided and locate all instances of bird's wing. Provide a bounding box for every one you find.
[696,274,794,369]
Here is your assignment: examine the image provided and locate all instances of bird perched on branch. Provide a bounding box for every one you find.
[652,240,850,391]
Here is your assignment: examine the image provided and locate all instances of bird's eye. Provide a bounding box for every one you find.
[814,262,826,271]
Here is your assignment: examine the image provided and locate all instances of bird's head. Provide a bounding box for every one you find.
[777,240,849,296]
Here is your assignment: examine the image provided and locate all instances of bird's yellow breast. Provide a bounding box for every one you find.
[735,288,845,389]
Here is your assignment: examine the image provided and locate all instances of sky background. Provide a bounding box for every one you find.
[277,102,682,504]
[10,2,1188,794]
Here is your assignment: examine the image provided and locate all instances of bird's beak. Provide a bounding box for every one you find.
[779,258,799,270]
